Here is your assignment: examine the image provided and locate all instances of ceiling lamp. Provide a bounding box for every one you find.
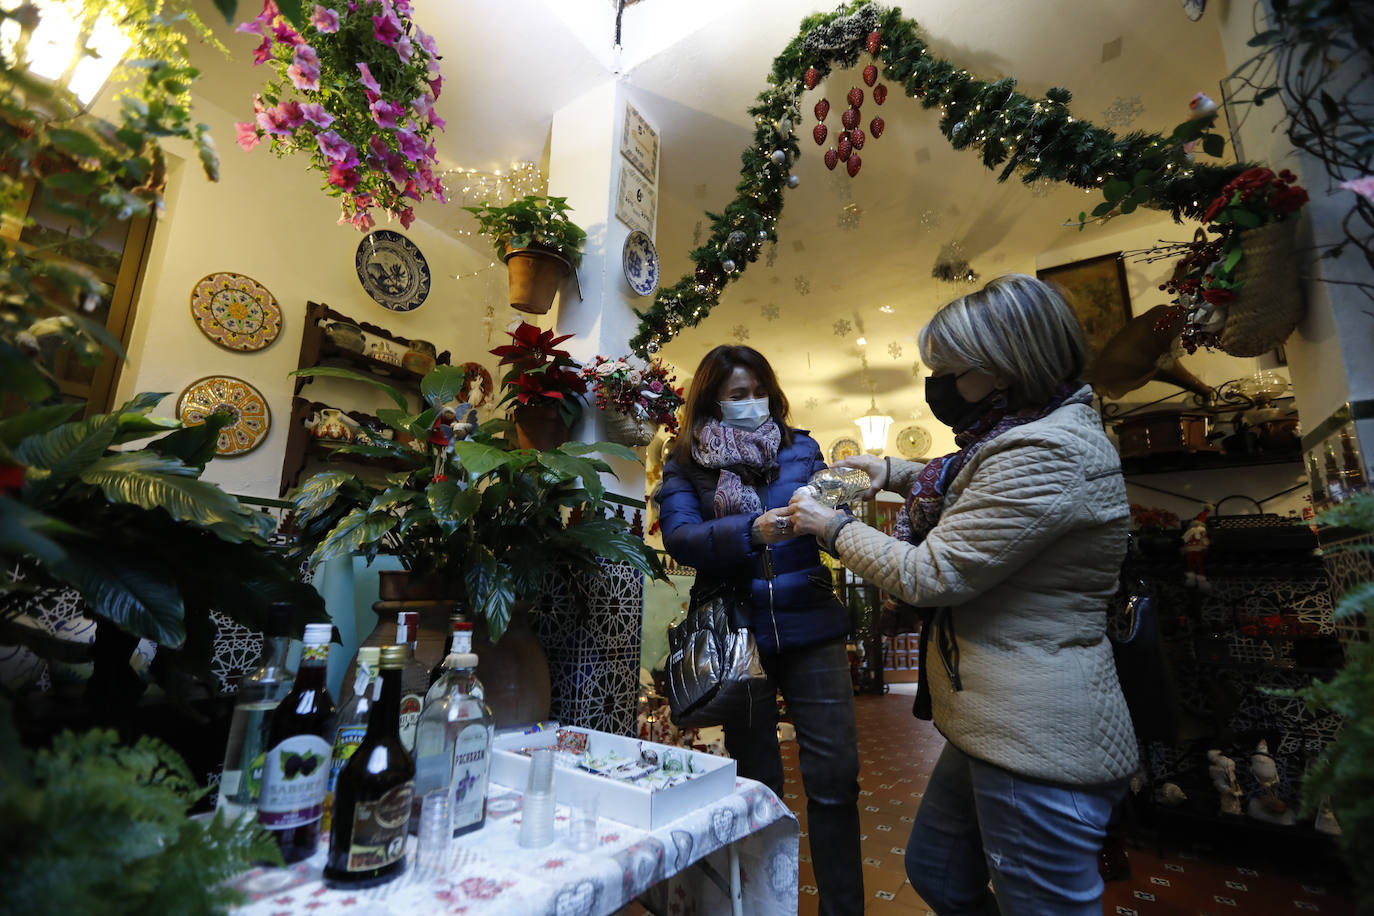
[1,0,132,109]
[855,398,893,455]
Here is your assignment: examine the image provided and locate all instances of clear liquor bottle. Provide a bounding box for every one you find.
[427,610,466,688]
[324,645,415,889]
[257,622,336,864]
[394,611,430,754]
[410,651,494,837]
[424,618,484,705]
[217,602,297,821]
[323,646,381,835]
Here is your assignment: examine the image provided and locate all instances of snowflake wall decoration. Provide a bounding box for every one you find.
[765,241,778,267]
[804,397,820,411]
[833,319,852,337]
[692,220,703,246]
[837,203,863,231]
[920,208,941,231]
[1029,178,1054,198]
[761,302,780,321]
[795,275,811,296]
[1101,95,1145,130]
[827,170,854,202]
[732,324,750,342]
[888,341,903,359]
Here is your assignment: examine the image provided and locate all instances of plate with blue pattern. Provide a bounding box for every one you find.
[355,230,431,311]
[622,230,660,297]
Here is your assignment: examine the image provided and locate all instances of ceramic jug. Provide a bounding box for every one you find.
[402,339,436,376]
[324,320,366,353]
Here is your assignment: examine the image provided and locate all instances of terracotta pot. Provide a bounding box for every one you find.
[504,245,570,315]
[472,602,551,729]
[513,402,573,451]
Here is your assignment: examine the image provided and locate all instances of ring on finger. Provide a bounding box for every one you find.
[775,516,789,529]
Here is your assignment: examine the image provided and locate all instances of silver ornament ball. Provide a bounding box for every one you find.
[722,259,737,273]
[771,149,787,164]
[787,175,801,188]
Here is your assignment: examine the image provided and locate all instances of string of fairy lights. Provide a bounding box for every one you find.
[446,160,545,280]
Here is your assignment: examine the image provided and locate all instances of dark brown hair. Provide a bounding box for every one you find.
[672,345,793,463]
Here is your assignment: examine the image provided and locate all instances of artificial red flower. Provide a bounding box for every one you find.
[1202,193,1230,224]
[1271,185,1310,213]
[1201,287,1235,305]
[0,462,23,495]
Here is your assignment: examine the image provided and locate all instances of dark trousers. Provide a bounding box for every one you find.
[724,638,863,916]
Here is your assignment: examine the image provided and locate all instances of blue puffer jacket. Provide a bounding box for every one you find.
[656,429,850,655]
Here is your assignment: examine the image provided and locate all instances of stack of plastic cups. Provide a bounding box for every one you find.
[417,790,452,872]
[518,747,557,848]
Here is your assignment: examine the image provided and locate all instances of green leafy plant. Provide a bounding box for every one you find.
[287,363,663,642]
[0,698,281,915]
[463,194,587,269]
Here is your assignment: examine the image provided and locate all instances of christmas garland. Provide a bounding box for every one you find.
[629,0,1246,356]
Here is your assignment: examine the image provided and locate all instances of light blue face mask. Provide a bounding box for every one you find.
[718,397,771,430]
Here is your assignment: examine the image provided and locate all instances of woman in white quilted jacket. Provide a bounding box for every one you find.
[788,274,1138,916]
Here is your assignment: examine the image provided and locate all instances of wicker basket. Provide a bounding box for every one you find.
[1218,220,1305,357]
[603,408,656,447]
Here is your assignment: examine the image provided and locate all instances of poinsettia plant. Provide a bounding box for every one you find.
[581,355,683,436]
[491,321,586,425]
[234,0,446,231]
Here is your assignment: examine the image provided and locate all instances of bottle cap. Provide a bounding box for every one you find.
[447,652,478,668]
[454,621,473,632]
[302,622,333,645]
[379,645,409,668]
[357,646,381,667]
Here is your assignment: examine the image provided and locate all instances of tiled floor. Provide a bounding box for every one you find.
[777,687,1355,916]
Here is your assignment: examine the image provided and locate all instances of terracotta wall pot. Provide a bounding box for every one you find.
[504,246,570,315]
[472,603,551,729]
[513,402,573,451]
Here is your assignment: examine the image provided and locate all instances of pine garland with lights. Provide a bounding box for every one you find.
[630,0,1247,356]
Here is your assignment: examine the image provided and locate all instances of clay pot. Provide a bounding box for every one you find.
[513,402,573,451]
[504,245,571,315]
[324,320,366,353]
[403,339,437,376]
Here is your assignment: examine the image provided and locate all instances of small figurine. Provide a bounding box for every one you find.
[1207,748,1243,815]
[1182,92,1219,159]
[1247,739,1296,825]
[1153,781,1188,807]
[1314,797,1342,836]
[1181,506,1212,589]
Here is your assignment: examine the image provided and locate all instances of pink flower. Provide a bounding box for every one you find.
[392,0,413,14]
[300,102,335,129]
[271,16,302,46]
[345,209,375,232]
[1342,175,1374,204]
[395,128,426,161]
[370,98,403,129]
[356,62,381,94]
[401,178,421,201]
[309,4,339,32]
[316,130,356,162]
[384,152,410,186]
[235,0,279,35]
[251,36,272,64]
[257,100,303,137]
[287,43,320,91]
[414,25,439,59]
[328,163,360,191]
[399,206,416,229]
[428,74,443,98]
[234,121,262,151]
[372,9,403,47]
[393,33,413,62]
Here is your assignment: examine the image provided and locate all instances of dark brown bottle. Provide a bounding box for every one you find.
[325,645,415,889]
[257,622,336,864]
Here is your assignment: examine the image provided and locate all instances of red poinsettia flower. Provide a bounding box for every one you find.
[1202,193,1231,224]
[1200,287,1235,305]
[0,462,23,495]
[1271,185,1310,213]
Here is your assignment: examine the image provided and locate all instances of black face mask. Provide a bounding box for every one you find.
[925,372,993,431]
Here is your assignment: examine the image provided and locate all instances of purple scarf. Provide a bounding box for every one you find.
[692,418,782,518]
[895,383,1092,546]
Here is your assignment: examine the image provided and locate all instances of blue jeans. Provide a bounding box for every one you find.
[724,638,863,916]
[906,743,1122,916]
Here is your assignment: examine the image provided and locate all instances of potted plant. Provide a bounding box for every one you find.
[286,362,664,724]
[492,320,587,450]
[581,354,684,447]
[463,195,586,314]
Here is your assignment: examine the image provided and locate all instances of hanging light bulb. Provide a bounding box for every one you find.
[854,397,893,455]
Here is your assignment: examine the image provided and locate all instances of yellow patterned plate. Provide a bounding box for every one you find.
[828,436,862,464]
[895,425,933,460]
[189,272,282,352]
[177,375,271,457]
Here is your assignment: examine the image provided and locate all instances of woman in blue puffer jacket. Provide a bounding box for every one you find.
[655,344,862,916]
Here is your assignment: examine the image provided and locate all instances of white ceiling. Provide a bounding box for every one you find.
[188,0,1233,447]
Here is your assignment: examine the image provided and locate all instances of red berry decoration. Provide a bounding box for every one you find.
[813,123,828,145]
[847,153,863,177]
[873,84,888,105]
[850,128,866,150]
[847,87,864,108]
[866,30,881,54]
[814,99,830,121]
[824,148,839,170]
[863,65,878,87]
[804,67,821,90]
[870,116,885,138]
[841,107,861,130]
[838,135,852,161]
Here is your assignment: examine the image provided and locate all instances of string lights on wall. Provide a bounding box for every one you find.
[448,160,545,280]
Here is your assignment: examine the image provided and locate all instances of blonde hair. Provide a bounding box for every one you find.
[918,273,1087,405]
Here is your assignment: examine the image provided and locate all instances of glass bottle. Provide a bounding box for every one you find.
[1340,430,1368,493]
[410,651,494,837]
[217,602,297,821]
[323,646,381,835]
[1308,453,1329,508]
[424,618,484,705]
[324,645,415,889]
[428,610,467,688]
[394,611,430,754]
[794,466,872,507]
[257,622,336,864]
[1325,444,1346,506]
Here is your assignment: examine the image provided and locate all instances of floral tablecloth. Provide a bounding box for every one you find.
[227,777,799,916]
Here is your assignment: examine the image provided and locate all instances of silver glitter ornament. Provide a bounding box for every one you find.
[771,150,787,164]
[787,175,801,188]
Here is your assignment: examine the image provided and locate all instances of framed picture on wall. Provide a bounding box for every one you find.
[1036,253,1132,362]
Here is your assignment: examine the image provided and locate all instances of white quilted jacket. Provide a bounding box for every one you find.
[836,394,1139,785]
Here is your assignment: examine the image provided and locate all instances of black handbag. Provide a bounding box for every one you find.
[1109,581,1182,744]
[666,582,769,728]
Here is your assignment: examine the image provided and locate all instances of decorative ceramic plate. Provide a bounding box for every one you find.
[189,272,282,351]
[176,375,271,457]
[460,362,494,407]
[895,425,934,460]
[622,229,660,297]
[355,230,431,311]
[828,436,862,464]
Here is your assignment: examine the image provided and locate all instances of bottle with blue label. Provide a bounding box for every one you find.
[411,651,493,837]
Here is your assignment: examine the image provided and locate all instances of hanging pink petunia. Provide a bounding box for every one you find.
[300,102,335,129]
[316,130,355,163]
[287,44,321,91]
[309,4,340,33]
[356,61,381,94]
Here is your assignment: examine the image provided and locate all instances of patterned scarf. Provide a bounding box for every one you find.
[895,382,1092,546]
[692,417,782,518]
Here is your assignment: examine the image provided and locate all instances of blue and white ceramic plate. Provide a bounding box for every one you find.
[828,436,862,464]
[622,229,660,297]
[355,230,431,311]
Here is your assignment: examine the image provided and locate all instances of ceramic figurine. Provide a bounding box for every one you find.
[402,339,436,376]
[1247,739,1296,825]
[1181,506,1212,589]
[1206,749,1243,815]
[309,407,355,442]
[1182,92,1219,159]
[367,338,401,366]
[1153,781,1188,807]
[429,400,478,453]
[1315,797,1342,835]
[324,320,366,353]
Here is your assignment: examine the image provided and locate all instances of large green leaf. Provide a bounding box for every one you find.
[117,391,171,416]
[428,480,481,533]
[537,452,604,500]
[111,414,183,445]
[289,367,408,410]
[560,440,642,465]
[291,470,354,520]
[369,487,422,514]
[146,411,230,467]
[420,365,468,409]
[14,412,121,495]
[465,545,517,642]
[0,497,78,567]
[376,407,434,440]
[0,404,81,448]
[51,545,186,647]
[452,440,522,477]
[78,451,264,543]
[0,344,53,404]
[310,507,397,567]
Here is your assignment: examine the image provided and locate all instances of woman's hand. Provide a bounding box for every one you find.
[788,490,839,538]
[753,506,801,545]
[834,453,887,498]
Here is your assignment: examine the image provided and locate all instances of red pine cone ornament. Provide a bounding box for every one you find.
[814,99,830,121]
[813,123,828,145]
[824,148,839,170]
[866,30,882,54]
[804,67,821,90]
[863,65,878,87]
[873,84,888,105]
[870,116,885,138]
[847,87,864,108]
[838,135,853,161]
[847,153,863,177]
[841,107,861,130]
[850,128,866,150]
